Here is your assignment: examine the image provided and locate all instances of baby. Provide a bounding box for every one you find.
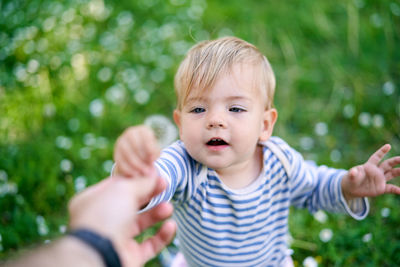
[113,37,400,266]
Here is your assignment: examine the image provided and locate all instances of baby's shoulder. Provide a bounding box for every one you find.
[262,136,296,171]
[264,136,293,156]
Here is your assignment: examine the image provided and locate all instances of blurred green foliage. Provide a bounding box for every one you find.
[0,0,399,265]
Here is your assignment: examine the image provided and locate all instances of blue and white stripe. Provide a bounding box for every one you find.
[144,136,369,266]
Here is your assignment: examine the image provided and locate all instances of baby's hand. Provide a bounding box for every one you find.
[341,144,400,201]
[114,125,160,178]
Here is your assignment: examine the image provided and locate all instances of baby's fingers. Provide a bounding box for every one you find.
[141,127,161,164]
[348,165,364,181]
[383,167,400,181]
[380,156,400,172]
[114,131,151,176]
[367,144,391,166]
[126,126,160,165]
[115,147,148,177]
[385,184,400,195]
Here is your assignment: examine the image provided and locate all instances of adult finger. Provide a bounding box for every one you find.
[368,144,391,166]
[137,220,177,263]
[136,202,174,233]
[68,178,112,214]
[131,176,167,208]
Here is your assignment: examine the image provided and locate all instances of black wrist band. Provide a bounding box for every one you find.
[69,229,122,267]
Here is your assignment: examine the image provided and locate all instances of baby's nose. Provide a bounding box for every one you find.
[207,114,226,129]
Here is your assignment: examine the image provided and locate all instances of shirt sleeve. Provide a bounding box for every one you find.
[269,137,369,220]
[142,141,200,211]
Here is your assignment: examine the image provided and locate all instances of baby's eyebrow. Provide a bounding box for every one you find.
[185,96,207,105]
[226,95,252,102]
[185,95,252,105]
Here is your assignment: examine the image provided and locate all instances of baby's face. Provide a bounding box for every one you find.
[173,63,276,172]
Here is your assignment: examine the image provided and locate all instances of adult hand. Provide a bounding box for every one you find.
[69,174,176,267]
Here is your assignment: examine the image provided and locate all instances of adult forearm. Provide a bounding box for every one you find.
[4,236,104,267]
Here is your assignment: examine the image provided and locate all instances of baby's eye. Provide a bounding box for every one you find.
[229,107,246,113]
[190,107,206,113]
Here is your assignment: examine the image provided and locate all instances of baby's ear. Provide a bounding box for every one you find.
[173,109,182,132]
[259,108,277,142]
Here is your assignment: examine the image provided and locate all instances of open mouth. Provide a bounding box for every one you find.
[206,138,228,146]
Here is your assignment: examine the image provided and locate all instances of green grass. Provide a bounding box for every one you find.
[0,0,399,265]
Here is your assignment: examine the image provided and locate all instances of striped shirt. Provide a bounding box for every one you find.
[146,136,369,266]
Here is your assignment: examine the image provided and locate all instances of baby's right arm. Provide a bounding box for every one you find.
[113,125,161,178]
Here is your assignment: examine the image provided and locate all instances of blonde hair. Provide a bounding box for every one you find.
[174,36,276,110]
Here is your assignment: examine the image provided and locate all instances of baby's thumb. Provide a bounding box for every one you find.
[348,167,359,180]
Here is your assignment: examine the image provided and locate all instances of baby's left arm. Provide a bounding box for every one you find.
[341,144,400,202]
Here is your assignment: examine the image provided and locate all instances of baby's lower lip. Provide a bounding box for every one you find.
[206,144,229,151]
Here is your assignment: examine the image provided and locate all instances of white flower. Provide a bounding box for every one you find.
[134,89,150,104]
[381,207,390,218]
[303,256,318,267]
[319,228,333,243]
[105,84,126,104]
[98,67,112,82]
[71,53,87,80]
[372,114,384,128]
[79,147,91,159]
[300,137,314,151]
[103,160,114,173]
[383,81,395,95]
[313,210,328,223]
[60,159,73,172]
[96,137,108,149]
[362,233,372,243]
[370,13,383,28]
[117,11,134,26]
[391,3,400,16]
[0,182,18,197]
[0,170,8,182]
[43,17,56,32]
[27,59,40,73]
[59,225,67,234]
[88,0,109,21]
[89,99,104,117]
[330,149,342,163]
[343,104,355,118]
[14,65,28,81]
[144,115,178,148]
[75,176,87,192]
[314,122,328,136]
[83,133,96,146]
[358,112,371,127]
[150,68,166,83]
[36,215,49,236]
[43,103,56,117]
[56,136,72,150]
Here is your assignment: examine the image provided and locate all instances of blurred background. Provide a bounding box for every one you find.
[0,0,399,265]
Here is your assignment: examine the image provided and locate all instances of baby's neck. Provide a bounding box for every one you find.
[215,145,264,189]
